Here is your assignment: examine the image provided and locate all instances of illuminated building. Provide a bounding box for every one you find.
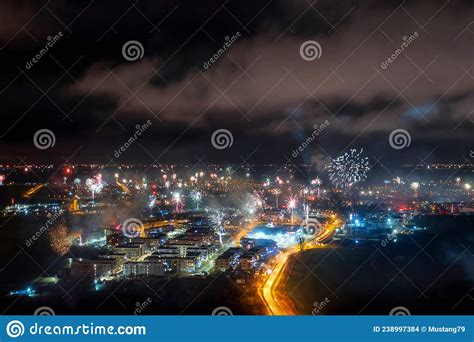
[216,247,243,272]
[113,243,145,258]
[123,262,165,277]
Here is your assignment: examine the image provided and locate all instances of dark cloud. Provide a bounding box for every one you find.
[0,0,473,165]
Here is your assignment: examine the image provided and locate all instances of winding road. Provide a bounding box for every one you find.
[259,218,339,315]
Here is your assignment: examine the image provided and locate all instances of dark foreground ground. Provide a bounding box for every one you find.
[0,274,263,315]
[287,215,474,315]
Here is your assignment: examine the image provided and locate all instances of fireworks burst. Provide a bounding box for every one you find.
[271,188,281,208]
[251,191,265,209]
[311,177,322,196]
[286,194,298,224]
[244,191,266,215]
[191,190,202,202]
[210,210,226,244]
[172,192,183,212]
[49,222,79,256]
[148,195,157,208]
[210,211,225,230]
[328,149,370,188]
[410,182,420,191]
[86,174,104,200]
[191,190,203,209]
[286,194,298,210]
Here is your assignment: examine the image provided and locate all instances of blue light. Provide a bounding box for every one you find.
[402,101,438,119]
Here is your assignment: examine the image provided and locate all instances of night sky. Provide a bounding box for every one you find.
[0,0,472,166]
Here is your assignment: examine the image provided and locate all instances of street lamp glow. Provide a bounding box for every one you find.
[410,182,420,191]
